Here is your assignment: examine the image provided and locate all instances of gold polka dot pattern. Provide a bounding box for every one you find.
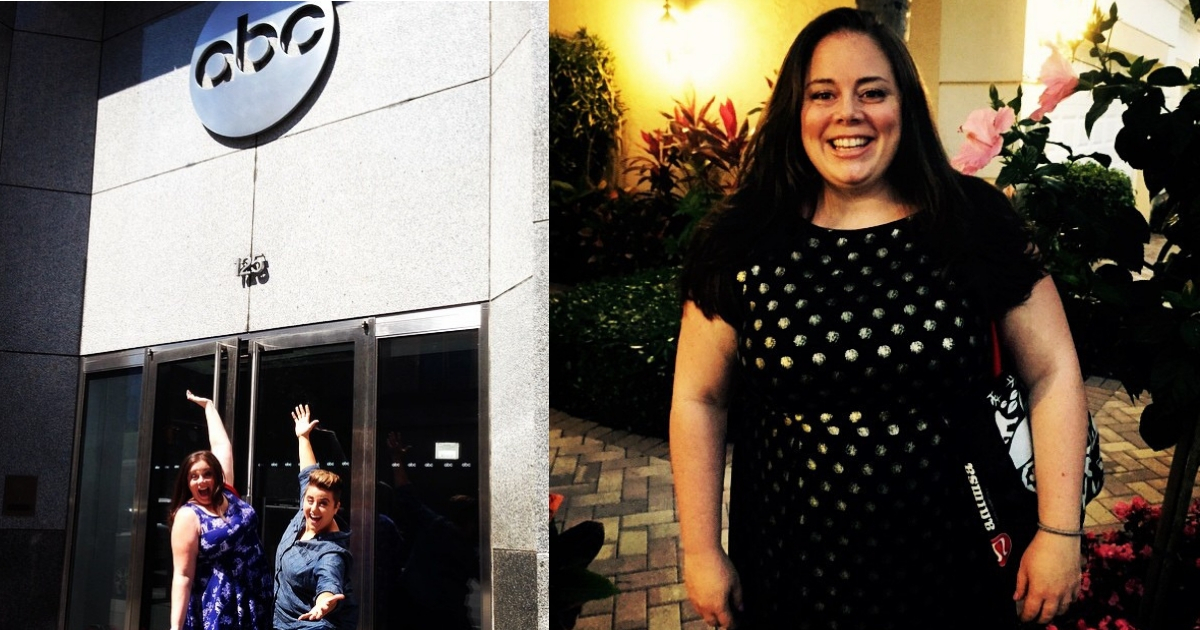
[724,217,1005,628]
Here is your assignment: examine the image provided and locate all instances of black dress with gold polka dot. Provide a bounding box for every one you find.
[726,216,1017,629]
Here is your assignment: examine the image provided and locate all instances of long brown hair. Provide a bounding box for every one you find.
[681,8,1040,322]
[167,450,227,526]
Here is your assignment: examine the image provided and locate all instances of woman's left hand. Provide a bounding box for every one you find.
[299,591,345,621]
[1014,530,1083,623]
[292,404,319,438]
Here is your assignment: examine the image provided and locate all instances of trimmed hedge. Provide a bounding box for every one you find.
[550,267,682,440]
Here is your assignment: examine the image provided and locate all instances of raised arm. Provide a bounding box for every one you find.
[187,390,234,486]
[169,508,201,630]
[292,404,319,469]
[670,300,742,629]
[1000,276,1088,624]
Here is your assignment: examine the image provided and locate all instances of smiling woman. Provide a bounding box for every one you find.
[272,404,359,630]
[671,7,1090,629]
[800,30,904,226]
[167,391,272,630]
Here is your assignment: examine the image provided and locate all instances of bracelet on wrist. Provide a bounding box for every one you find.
[1037,521,1085,537]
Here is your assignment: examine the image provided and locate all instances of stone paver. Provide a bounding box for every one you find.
[550,378,1188,629]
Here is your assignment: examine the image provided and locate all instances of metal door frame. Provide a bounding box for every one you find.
[59,349,145,630]
[374,304,488,630]
[126,337,239,630]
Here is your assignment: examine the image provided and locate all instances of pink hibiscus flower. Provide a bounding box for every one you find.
[1030,46,1079,121]
[950,106,1016,174]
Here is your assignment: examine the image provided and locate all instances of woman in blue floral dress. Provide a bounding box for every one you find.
[167,390,273,630]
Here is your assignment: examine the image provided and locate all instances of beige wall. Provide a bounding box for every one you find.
[550,0,849,185]
[908,0,942,118]
[933,0,1028,179]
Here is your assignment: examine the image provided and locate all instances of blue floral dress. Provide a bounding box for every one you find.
[184,487,273,630]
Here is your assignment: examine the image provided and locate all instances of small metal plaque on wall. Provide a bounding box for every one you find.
[3,475,36,517]
[238,254,270,287]
[190,1,337,138]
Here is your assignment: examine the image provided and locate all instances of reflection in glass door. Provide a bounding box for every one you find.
[246,341,357,576]
[65,366,142,630]
[374,330,481,630]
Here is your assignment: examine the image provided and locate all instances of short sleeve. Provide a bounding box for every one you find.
[955,175,1045,318]
[314,550,349,596]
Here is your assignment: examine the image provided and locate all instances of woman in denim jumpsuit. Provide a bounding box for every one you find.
[273,404,358,629]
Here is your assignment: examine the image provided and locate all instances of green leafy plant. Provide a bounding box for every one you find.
[1069,5,1200,439]
[549,266,681,439]
[549,28,644,284]
[549,493,618,630]
[1071,6,1200,626]
[952,4,1200,626]
[551,181,675,284]
[549,28,625,189]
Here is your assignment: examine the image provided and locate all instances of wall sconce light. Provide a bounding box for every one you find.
[660,0,680,64]
[661,0,677,26]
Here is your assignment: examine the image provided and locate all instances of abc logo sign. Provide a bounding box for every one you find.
[190,1,336,138]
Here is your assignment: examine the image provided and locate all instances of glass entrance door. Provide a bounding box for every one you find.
[243,336,359,577]
[67,308,487,630]
[122,326,368,630]
[131,340,237,630]
[373,324,483,630]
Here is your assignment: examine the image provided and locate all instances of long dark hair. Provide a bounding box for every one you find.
[681,8,1037,322]
[167,450,227,526]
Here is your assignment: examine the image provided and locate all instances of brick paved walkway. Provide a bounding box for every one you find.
[549,377,1184,630]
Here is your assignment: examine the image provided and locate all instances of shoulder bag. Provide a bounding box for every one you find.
[956,323,1105,574]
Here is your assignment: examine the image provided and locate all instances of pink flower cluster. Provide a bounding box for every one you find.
[1057,496,1200,629]
[950,47,1079,175]
[950,106,1015,175]
[1031,46,1080,121]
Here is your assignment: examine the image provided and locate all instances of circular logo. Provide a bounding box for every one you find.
[190,1,336,138]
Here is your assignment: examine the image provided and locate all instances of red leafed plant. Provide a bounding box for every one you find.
[551,92,755,283]
[625,91,756,258]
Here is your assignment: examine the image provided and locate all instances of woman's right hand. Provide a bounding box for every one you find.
[683,548,743,628]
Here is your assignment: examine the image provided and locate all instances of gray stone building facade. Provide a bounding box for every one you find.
[0,2,548,628]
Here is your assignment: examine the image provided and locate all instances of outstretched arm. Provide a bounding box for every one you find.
[299,592,346,621]
[300,552,349,620]
[187,390,234,486]
[292,404,318,469]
